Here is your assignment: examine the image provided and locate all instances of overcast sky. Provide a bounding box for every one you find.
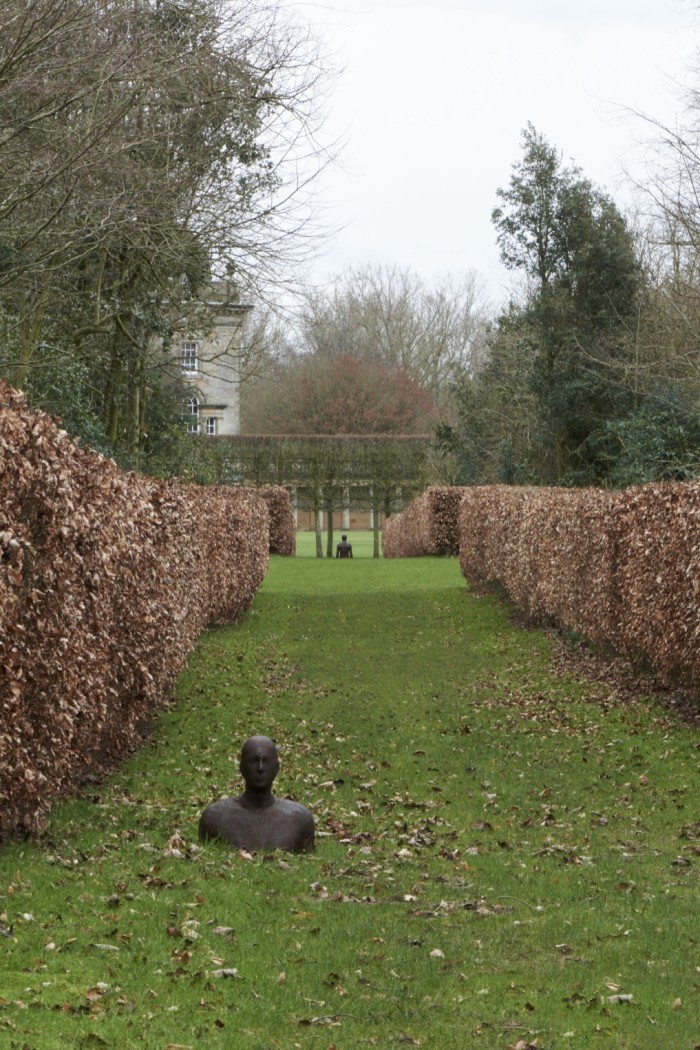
[290,0,698,304]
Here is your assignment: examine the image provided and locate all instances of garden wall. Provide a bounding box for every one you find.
[383,487,466,557]
[458,483,700,690]
[0,382,270,840]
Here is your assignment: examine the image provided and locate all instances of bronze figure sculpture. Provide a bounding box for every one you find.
[198,735,315,853]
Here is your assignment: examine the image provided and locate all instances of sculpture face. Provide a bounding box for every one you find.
[240,736,280,792]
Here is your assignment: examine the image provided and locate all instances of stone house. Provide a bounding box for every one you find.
[178,281,251,436]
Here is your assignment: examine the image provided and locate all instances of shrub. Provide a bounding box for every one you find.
[0,382,269,839]
[258,486,296,555]
[458,482,700,689]
[383,487,466,557]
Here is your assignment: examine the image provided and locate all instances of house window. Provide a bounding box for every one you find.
[181,341,198,373]
[206,416,218,436]
[185,397,200,433]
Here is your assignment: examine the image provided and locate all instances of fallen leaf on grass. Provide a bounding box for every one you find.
[85,985,109,1002]
[163,832,187,859]
[179,920,200,940]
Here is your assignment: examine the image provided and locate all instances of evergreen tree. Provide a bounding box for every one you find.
[491,124,643,483]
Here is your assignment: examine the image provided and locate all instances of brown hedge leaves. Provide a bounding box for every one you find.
[258,486,296,555]
[0,382,272,840]
[458,483,700,692]
[383,487,467,557]
[385,480,700,692]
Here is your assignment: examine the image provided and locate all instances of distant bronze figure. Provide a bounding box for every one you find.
[198,735,315,853]
[336,534,353,558]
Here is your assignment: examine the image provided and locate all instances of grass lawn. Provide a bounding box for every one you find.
[1,549,699,1049]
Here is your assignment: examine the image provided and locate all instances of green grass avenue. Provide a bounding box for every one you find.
[1,549,698,1048]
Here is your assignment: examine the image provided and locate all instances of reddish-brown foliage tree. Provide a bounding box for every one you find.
[243,355,437,435]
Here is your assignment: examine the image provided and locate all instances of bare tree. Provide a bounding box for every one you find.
[298,264,488,396]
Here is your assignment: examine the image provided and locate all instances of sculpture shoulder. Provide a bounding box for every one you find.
[272,797,315,848]
[275,797,314,823]
[198,795,314,853]
[198,797,243,839]
[200,797,244,822]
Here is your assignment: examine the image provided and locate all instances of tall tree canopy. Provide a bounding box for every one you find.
[492,125,641,325]
[0,0,331,459]
[441,125,646,486]
[240,264,484,441]
[298,264,487,396]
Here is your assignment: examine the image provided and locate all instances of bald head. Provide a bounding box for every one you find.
[240,736,280,793]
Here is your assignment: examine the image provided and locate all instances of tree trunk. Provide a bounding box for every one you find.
[372,495,380,558]
[326,499,334,558]
[103,349,122,446]
[127,380,140,456]
[314,500,323,558]
[14,292,46,388]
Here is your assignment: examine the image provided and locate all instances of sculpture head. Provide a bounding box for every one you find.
[240,735,280,793]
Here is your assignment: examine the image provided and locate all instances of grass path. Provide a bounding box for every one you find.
[1,550,699,1049]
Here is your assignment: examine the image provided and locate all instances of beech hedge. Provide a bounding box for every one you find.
[0,382,270,840]
[258,486,296,555]
[383,487,467,557]
[458,483,700,690]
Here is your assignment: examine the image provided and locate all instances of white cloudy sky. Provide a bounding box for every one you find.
[289,0,698,304]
